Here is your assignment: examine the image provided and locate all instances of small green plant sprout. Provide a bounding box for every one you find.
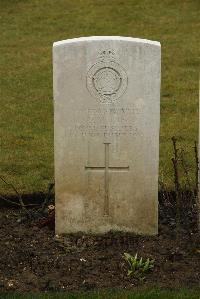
[123,252,154,280]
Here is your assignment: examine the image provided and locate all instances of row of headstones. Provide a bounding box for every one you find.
[53,36,164,235]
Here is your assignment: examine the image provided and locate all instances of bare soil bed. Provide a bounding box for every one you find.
[0,195,199,292]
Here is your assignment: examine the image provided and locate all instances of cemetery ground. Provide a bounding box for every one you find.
[0,193,199,293]
[0,0,199,297]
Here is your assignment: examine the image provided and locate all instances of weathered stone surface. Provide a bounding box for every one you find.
[53,36,161,235]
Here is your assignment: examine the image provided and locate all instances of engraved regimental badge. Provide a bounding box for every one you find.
[86,50,128,103]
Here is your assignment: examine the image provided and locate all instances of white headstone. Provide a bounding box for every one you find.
[53,36,161,235]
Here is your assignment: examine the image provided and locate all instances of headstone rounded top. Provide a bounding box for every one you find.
[53,36,161,48]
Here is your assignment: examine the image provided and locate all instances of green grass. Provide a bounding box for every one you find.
[0,0,199,194]
[1,289,200,299]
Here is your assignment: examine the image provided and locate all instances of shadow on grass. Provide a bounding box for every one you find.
[0,192,50,207]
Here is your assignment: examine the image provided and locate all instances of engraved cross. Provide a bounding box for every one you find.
[85,143,129,216]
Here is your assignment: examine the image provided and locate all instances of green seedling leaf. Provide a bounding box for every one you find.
[123,252,155,279]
